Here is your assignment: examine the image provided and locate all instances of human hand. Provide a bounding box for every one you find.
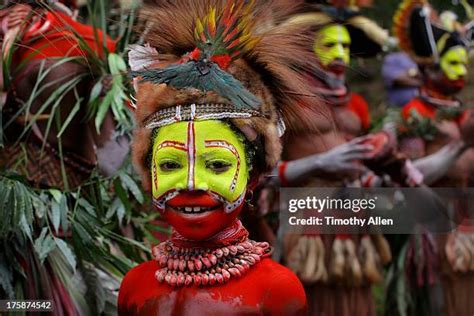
[314,136,374,176]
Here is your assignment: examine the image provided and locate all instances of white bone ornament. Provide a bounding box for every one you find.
[128,44,160,92]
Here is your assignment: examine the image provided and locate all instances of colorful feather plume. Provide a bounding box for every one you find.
[132,0,324,133]
[194,0,259,61]
[132,0,263,110]
[392,0,431,62]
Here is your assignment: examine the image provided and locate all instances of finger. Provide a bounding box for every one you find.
[347,144,375,153]
[349,135,373,145]
[337,144,373,157]
[345,149,376,160]
[339,163,369,174]
[346,154,375,162]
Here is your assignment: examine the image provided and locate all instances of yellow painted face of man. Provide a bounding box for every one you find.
[313,24,351,67]
[440,46,468,81]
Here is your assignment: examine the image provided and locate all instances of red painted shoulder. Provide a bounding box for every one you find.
[118,258,307,315]
[348,93,371,130]
[118,260,163,314]
[401,98,435,121]
[255,259,308,315]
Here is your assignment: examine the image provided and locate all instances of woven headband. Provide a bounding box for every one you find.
[143,103,263,129]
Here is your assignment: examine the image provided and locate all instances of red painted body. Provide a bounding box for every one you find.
[401,98,467,126]
[118,259,307,316]
[15,10,116,63]
[346,92,370,131]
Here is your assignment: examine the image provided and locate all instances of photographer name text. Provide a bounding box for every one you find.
[288,216,394,227]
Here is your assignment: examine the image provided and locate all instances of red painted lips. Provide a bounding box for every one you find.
[161,191,244,241]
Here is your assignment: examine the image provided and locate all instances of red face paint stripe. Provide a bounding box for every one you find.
[153,163,159,193]
[156,141,187,151]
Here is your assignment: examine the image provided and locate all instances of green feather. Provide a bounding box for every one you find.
[132,62,261,110]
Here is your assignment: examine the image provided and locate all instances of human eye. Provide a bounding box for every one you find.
[159,160,182,172]
[205,159,232,174]
[450,61,459,66]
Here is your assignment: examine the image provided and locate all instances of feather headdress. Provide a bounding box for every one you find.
[305,0,374,7]
[284,4,391,58]
[132,0,261,110]
[393,0,474,64]
[130,0,321,190]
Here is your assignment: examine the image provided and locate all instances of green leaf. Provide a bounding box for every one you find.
[54,238,77,272]
[81,265,106,314]
[89,80,103,104]
[51,200,61,235]
[119,173,144,204]
[57,93,82,138]
[103,230,150,253]
[50,189,63,203]
[12,182,26,227]
[77,198,96,216]
[33,193,48,219]
[17,75,84,141]
[106,198,125,224]
[19,214,32,241]
[95,88,114,132]
[60,195,69,236]
[72,221,93,245]
[0,180,12,235]
[0,254,14,299]
[113,178,132,212]
[116,201,126,224]
[108,53,127,75]
[34,228,56,264]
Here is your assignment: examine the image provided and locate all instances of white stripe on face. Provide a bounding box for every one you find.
[186,122,196,190]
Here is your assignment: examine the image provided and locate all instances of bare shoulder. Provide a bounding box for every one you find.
[254,259,308,315]
[122,260,158,286]
[118,260,164,314]
[256,258,302,285]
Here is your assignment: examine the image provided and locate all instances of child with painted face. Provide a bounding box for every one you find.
[151,120,251,241]
[117,1,317,315]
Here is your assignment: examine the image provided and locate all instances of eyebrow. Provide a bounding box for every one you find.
[156,141,187,152]
[200,148,236,158]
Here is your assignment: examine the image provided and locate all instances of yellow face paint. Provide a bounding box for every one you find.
[151,120,249,211]
[313,24,351,66]
[440,46,468,81]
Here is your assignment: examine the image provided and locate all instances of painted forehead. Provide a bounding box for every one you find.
[443,46,468,61]
[153,120,246,146]
[317,24,351,43]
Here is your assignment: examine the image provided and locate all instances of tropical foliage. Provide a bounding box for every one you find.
[0,1,165,314]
